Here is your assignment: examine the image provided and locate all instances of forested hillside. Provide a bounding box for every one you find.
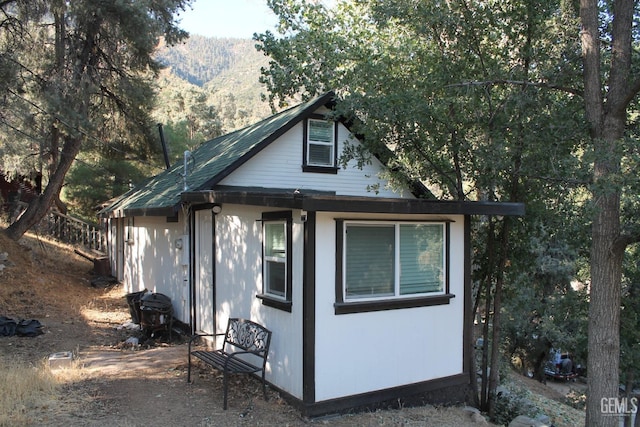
[156,35,264,87]
[154,35,273,134]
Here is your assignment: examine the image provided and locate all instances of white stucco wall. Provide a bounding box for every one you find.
[120,215,188,321]
[213,204,305,400]
[313,212,466,401]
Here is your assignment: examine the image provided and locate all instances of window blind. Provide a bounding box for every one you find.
[345,225,395,297]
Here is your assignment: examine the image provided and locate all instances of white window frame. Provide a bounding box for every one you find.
[263,220,288,300]
[342,220,447,302]
[306,118,336,167]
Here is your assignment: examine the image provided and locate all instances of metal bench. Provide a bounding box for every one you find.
[187,318,272,410]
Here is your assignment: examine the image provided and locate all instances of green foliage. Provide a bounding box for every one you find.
[153,72,223,162]
[0,0,192,230]
[257,0,587,201]
[64,158,148,222]
[492,384,539,426]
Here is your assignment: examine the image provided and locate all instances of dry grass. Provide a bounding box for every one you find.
[0,351,105,427]
[0,356,59,426]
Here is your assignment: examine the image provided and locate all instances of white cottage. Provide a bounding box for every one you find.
[100,92,524,416]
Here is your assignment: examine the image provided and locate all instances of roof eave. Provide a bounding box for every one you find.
[182,189,525,216]
[101,205,178,218]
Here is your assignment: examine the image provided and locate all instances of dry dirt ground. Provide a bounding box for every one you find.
[0,229,585,427]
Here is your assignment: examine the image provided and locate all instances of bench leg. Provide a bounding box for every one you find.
[223,370,229,410]
[187,352,192,383]
[262,371,268,401]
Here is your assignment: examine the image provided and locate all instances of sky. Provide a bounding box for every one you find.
[175,0,278,39]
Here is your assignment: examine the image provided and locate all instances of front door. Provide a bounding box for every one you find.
[194,209,215,334]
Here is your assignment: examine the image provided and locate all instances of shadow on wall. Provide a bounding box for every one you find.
[215,208,263,325]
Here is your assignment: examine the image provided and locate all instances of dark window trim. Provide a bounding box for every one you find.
[259,210,293,312]
[257,294,292,312]
[302,165,340,174]
[334,294,455,314]
[334,219,452,315]
[302,114,338,171]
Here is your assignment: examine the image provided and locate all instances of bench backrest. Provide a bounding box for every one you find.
[223,318,272,360]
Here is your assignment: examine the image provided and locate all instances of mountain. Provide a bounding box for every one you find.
[155,35,273,132]
[156,35,267,87]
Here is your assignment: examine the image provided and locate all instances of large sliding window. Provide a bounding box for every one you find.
[336,220,452,314]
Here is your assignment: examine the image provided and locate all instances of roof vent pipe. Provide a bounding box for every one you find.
[157,123,171,169]
[182,150,192,192]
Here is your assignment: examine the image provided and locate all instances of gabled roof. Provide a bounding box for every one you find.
[100,92,525,219]
[100,92,340,218]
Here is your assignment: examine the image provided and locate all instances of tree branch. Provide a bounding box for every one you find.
[613,232,640,255]
[620,77,640,110]
[445,80,583,97]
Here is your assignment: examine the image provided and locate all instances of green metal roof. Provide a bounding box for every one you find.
[100,92,336,218]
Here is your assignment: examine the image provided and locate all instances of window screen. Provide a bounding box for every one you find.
[344,222,445,300]
[399,224,444,294]
[264,222,286,297]
[307,119,335,167]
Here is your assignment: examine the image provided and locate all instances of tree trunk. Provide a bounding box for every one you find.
[4,0,87,241]
[480,278,491,410]
[586,136,623,427]
[580,0,633,424]
[480,218,496,410]
[584,153,627,412]
[488,218,511,420]
[4,135,83,240]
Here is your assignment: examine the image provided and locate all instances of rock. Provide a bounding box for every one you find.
[117,321,141,331]
[471,411,488,424]
[463,406,488,425]
[508,414,551,427]
[90,275,118,288]
[125,336,139,346]
[48,351,74,369]
[535,414,551,425]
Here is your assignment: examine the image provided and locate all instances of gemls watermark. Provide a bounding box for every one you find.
[601,397,639,416]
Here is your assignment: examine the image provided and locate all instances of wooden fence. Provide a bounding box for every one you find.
[40,210,106,253]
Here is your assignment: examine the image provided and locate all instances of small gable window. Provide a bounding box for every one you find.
[303,117,338,173]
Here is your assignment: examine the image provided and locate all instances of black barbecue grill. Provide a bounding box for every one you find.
[139,292,173,338]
